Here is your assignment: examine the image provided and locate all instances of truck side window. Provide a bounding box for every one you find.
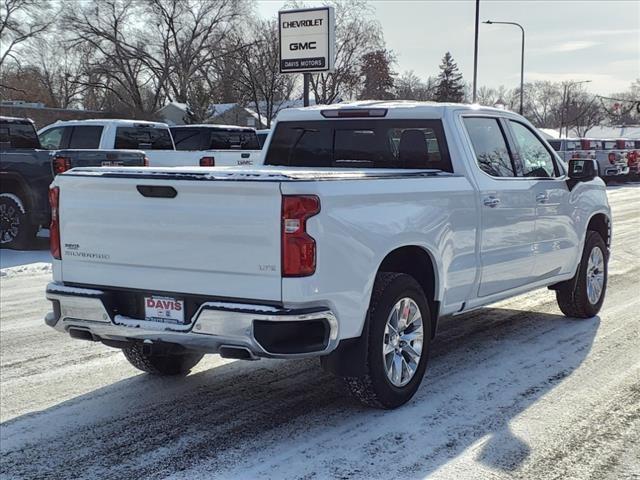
[68,126,103,149]
[509,121,557,178]
[39,127,65,150]
[171,128,202,151]
[115,127,174,150]
[463,117,515,177]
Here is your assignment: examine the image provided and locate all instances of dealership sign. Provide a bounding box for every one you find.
[279,7,335,73]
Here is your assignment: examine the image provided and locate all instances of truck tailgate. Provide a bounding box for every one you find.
[56,174,282,301]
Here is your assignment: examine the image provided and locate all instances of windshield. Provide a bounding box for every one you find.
[265,120,452,171]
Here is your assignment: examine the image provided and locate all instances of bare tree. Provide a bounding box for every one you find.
[142,0,248,104]
[232,18,297,128]
[395,71,436,101]
[523,81,563,128]
[62,0,165,116]
[0,0,54,67]
[566,91,603,136]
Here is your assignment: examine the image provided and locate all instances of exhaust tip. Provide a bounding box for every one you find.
[68,328,96,342]
[219,346,258,361]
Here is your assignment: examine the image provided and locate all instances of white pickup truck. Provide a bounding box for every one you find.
[37,119,262,167]
[45,102,611,409]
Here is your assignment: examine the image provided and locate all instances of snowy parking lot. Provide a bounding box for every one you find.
[1,184,638,480]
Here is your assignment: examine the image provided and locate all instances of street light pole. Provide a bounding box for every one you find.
[483,20,525,115]
[472,0,480,103]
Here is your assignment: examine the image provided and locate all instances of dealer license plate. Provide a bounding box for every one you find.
[144,296,185,324]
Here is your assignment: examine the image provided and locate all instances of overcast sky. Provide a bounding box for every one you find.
[256,0,639,96]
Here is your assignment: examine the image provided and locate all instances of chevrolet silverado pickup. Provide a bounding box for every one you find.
[0,116,146,248]
[38,119,262,167]
[44,102,611,409]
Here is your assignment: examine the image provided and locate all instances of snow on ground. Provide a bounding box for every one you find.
[0,185,638,480]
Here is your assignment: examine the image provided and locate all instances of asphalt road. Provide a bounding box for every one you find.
[1,184,638,480]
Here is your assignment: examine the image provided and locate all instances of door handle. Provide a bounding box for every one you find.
[483,196,500,208]
[536,192,549,203]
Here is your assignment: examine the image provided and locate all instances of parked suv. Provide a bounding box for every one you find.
[596,139,630,180]
[45,102,611,408]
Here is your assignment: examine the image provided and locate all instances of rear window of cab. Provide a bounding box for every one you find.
[265,120,452,172]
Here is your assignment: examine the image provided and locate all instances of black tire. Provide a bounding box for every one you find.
[122,343,203,375]
[344,272,432,409]
[556,231,608,318]
[0,193,37,249]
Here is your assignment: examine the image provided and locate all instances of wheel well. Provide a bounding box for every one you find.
[0,176,30,209]
[378,246,438,337]
[587,213,610,249]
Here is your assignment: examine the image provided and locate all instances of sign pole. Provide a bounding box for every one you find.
[303,73,310,107]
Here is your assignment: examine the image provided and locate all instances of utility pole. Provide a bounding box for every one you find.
[472,0,480,103]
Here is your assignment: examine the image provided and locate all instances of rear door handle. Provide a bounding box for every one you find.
[536,192,549,203]
[483,196,500,208]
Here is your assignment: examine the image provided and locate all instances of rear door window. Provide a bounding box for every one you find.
[265,120,452,171]
[463,117,516,177]
[115,127,173,150]
[68,126,103,148]
[39,127,67,150]
[171,128,203,151]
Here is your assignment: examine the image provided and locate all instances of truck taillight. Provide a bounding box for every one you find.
[281,195,320,277]
[200,156,215,167]
[53,156,71,175]
[49,187,61,259]
[608,152,616,164]
[143,156,150,167]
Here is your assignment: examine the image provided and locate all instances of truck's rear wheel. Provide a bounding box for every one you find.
[0,193,37,249]
[344,272,431,409]
[122,343,203,375]
[556,231,608,318]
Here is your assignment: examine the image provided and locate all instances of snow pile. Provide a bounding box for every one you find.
[0,262,51,278]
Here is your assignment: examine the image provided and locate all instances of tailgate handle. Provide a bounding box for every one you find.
[136,185,177,198]
[241,153,250,158]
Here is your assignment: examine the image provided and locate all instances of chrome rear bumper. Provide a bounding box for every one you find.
[45,282,339,359]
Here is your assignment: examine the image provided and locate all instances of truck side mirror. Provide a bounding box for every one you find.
[567,158,597,190]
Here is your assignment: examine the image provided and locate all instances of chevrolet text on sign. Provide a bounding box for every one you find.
[279,7,335,73]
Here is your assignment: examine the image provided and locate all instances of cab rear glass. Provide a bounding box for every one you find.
[0,122,40,149]
[265,120,452,172]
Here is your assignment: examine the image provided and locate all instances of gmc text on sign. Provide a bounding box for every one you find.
[279,7,335,74]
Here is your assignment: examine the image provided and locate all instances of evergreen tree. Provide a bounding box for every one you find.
[358,49,396,100]
[434,52,465,103]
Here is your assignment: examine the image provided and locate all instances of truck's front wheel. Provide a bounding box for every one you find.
[344,273,431,409]
[556,231,608,318]
[122,344,203,375]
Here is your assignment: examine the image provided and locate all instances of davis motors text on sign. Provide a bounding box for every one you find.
[279,7,335,73]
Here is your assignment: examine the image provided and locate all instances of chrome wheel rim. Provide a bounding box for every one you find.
[383,297,424,387]
[0,203,20,244]
[586,246,605,305]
